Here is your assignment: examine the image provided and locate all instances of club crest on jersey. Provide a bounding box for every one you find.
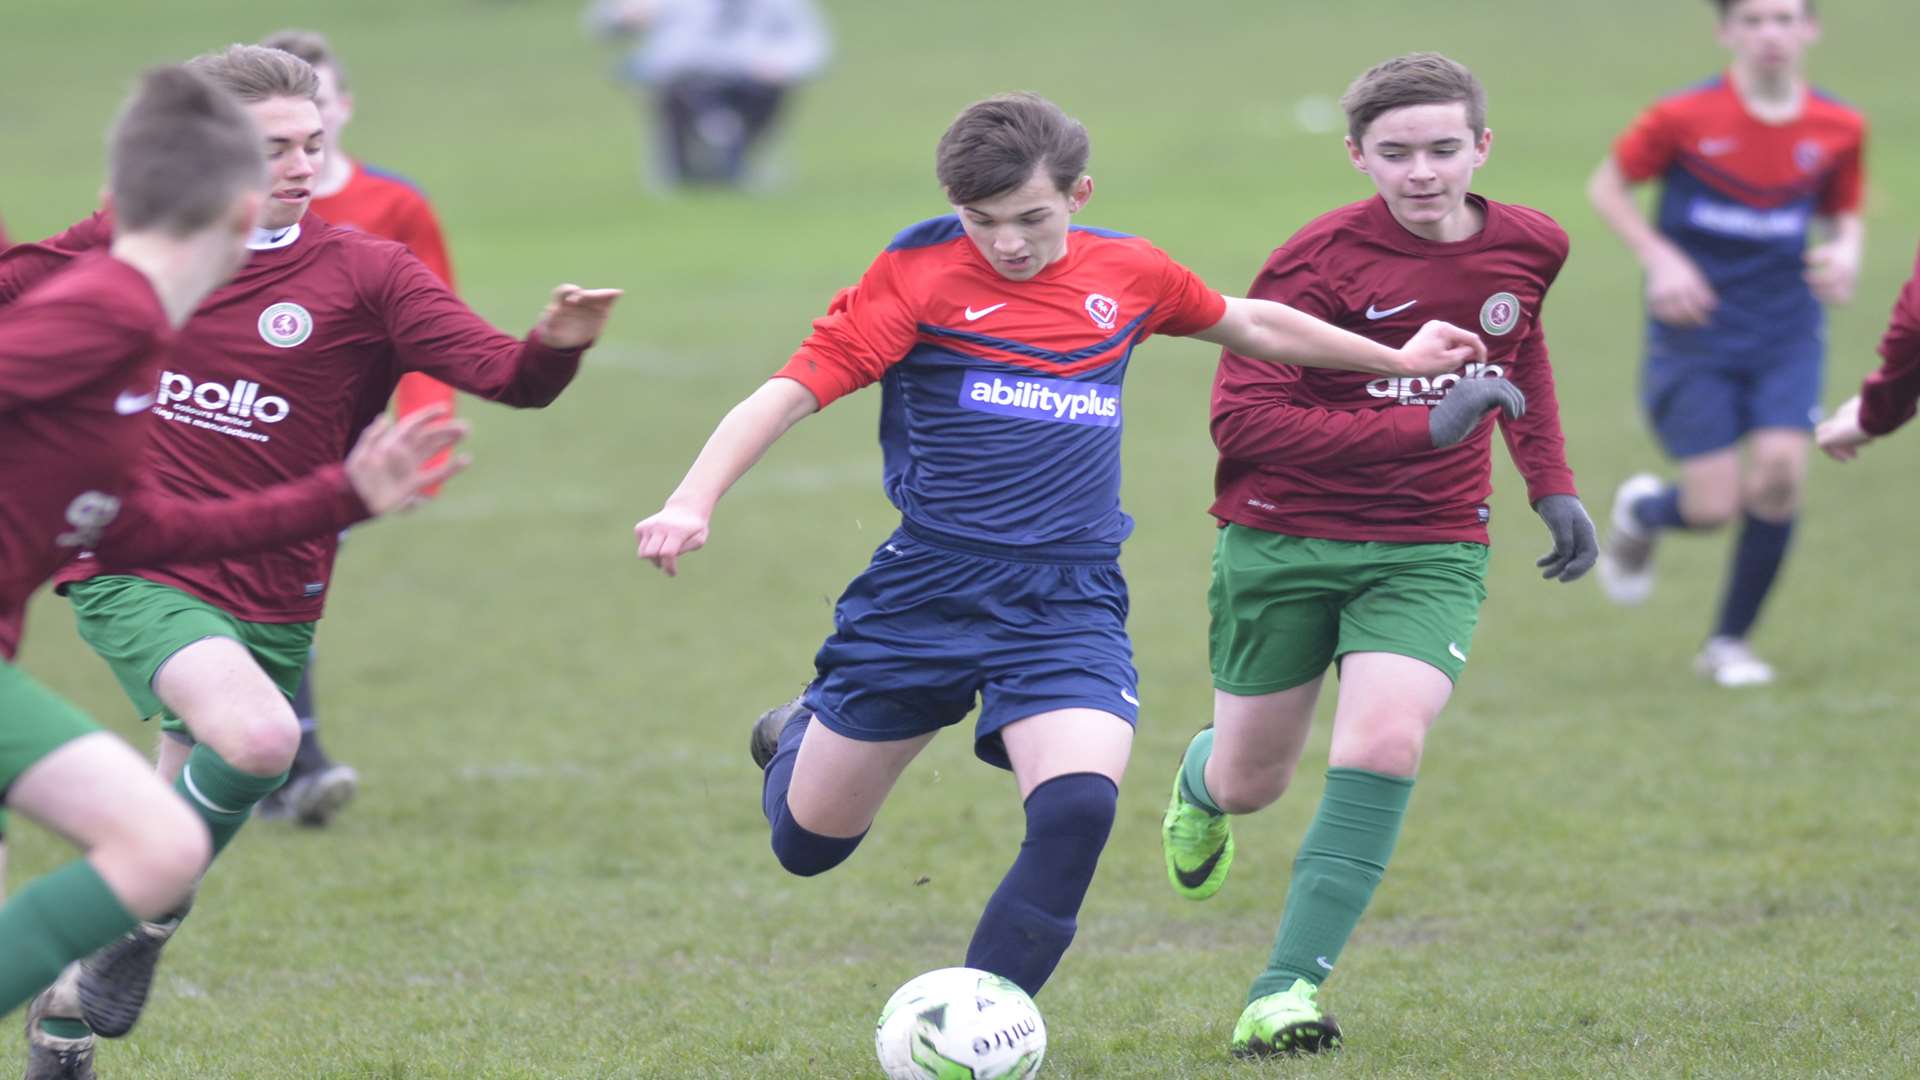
[257,302,313,349]
[1084,293,1118,330]
[1793,139,1825,174]
[1479,292,1521,336]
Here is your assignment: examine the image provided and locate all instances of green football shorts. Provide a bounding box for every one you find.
[0,657,102,800]
[1208,524,1490,695]
[66,575,316,733]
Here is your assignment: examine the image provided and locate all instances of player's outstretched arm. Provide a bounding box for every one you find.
[97,407,469,566]
[534,284,624,349]
[634,378,820,577]
[1587,157,1716,327]
[1192,297,1484,377]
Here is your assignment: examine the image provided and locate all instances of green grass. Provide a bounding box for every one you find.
[6,0,1920,1075]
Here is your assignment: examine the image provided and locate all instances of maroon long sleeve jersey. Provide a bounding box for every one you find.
[0,213,585,623]
[1858,240,1920,437]
[0,255,369,659]
[1210,195,1578,545]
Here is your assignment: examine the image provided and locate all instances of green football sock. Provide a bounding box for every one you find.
[1249,767,1413,1003]
[173,743,288,859]
[0,860,136,1016]
[1177,728,1224,815]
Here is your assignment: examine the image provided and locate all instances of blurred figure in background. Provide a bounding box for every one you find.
[585,0,830,189]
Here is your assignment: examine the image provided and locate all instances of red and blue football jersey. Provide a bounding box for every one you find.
[776,216,1226,549]
[1614,74,1865,351]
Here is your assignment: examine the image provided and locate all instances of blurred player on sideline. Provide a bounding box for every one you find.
[1816,240,1920,458]
[1159,53,1593,1058]
[250,27,465,827]
[0,65,465,1080]
[634,92,1486,1003]
[0,45,619,1070]
[1588,0,1864,686]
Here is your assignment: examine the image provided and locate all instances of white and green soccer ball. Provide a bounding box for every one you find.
[874,967,1046,1080]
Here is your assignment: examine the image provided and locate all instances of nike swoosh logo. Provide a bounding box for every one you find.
[1120,688,1140,707]
[1174,840,1228,890]
[1316,956,1334,971]
[963,302,1007,321]
[114,390,157,415]
[1449,642,1468,662]
[1365,299,1418,320]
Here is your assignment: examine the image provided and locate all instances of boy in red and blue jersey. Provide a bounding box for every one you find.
[635,92,1485,1002]
[1589,0,1864,686]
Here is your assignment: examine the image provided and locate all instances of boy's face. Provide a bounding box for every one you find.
[313,64,354,162]
[1718,0,1819,75]
[246,96,324,230]
[1347,101,1489,240]
[952,167,1092,282]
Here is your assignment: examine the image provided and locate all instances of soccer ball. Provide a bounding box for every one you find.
[874,967,1047,1080]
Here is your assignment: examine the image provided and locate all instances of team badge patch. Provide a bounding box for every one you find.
[1084,293,1118,330]
[1479,292,1521,336]
[257,302,313,349]
[1793,139,1825,174]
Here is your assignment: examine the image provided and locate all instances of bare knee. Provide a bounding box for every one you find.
[210,714,300,777]
[96,800,209,918]
[1328,724,1427,777]
[1209,759,1295,814]
[1680,486,1741,528]
[1745,462,1803,519]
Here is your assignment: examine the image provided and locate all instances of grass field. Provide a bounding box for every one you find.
[6,0,1920,1076]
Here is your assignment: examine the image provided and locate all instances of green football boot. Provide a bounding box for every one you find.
[1161,771,1233,900]
[1231,979,1343,1057]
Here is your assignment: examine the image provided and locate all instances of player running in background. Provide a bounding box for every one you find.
[1158,53,1594,1058]
[251,27,466,828]
[1588,0,1864,686]
[0,45,619,1066]
[0,64,464,1080]
[1816,239,1920,458]
[634,92,1487,1002]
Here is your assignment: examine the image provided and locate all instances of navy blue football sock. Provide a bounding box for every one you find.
[761,714,865,876]
[1713,513,1795,640]
[1630,484,1692,532]
[964,772,1118,997]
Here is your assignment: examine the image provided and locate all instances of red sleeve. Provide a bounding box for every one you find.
[93,465,370,567]
[1613,100,1683,183]
[0,214,110,309]
[1858,243,1920,436]
[1148,248,1227,337]
[396,196,456,288]
[773,250,919,408]
[1497,317,1578,503]
[0,292,146,415]
[1819,123,1866,216]
[376,249,583,407]
[1210,250,1432,467]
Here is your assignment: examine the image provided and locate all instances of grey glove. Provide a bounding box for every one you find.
[1429,378,1526,448]
[1533,494,1598,582]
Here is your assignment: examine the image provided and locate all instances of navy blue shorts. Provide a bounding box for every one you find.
[802,524,1140,770]
[1642,325,1823,459]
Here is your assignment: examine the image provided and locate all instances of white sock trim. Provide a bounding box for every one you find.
[180,765,242,816]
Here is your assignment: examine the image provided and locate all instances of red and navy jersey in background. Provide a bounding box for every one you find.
[1614,74,1865,354]
[774,216,1227,550]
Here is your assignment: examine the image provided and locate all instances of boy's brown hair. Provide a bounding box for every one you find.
[109,66,265,235]
[936,92,1090,205]
[1340,53,1486,145]
[185,43,319,104]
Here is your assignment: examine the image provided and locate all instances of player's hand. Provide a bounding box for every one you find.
[1533,494,1598,583]
[345,405,471,515]
[1815,394,1873,461]
[1395,320,1487,378]
[535,284,624,349]
[634,502,711,577]
[1645,246,1717,327]
[1429,378,1525,448]
[1804,241,1861,306]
